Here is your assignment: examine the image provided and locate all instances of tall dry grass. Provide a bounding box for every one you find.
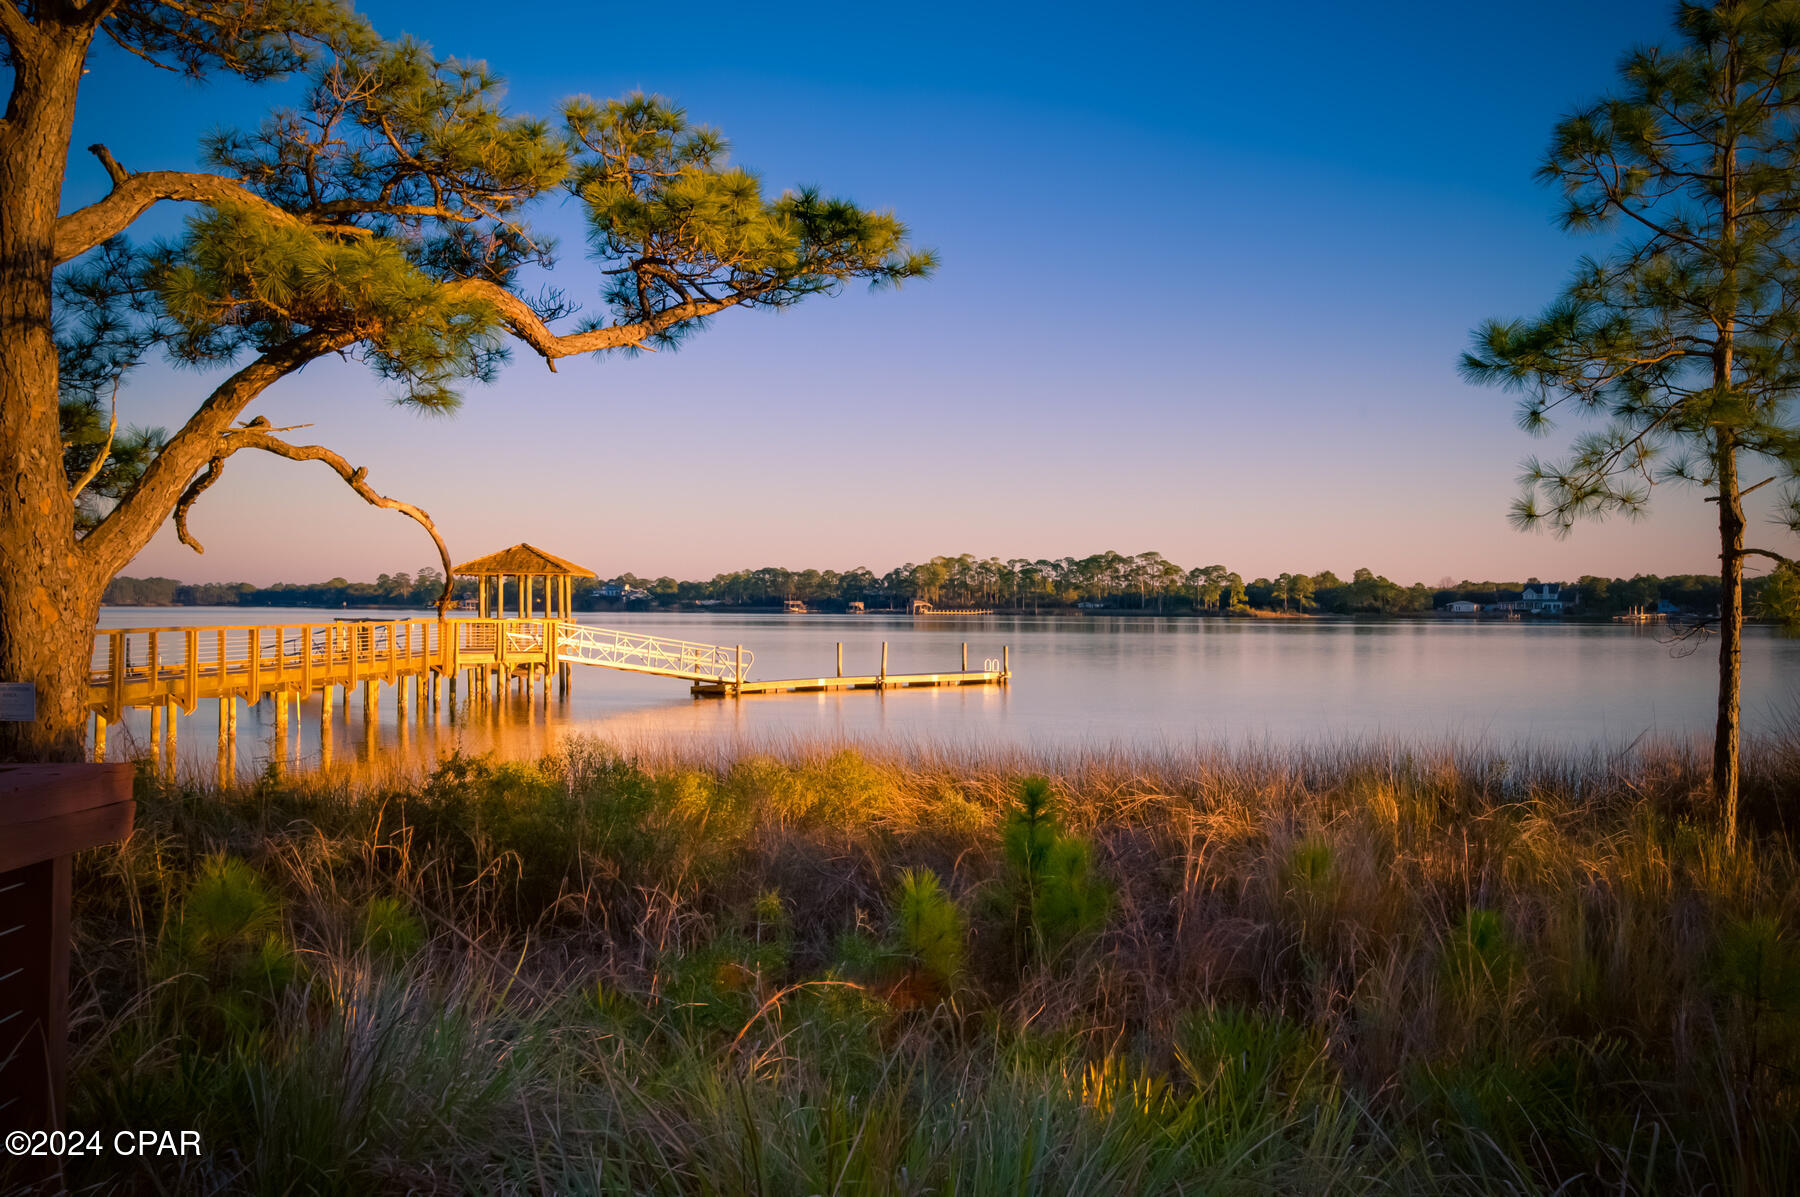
[51,734,1800,1194]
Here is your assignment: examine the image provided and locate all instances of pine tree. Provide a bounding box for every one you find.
[1462,0,1800,844]
[0,3,931,759]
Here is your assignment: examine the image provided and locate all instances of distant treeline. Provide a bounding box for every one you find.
[106,551,1760,617]
[617,554,1742,615]
[104,569,451,609]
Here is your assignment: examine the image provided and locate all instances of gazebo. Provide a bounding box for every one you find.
[452,543,596,621]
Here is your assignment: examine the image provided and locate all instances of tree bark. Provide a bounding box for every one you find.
[1716,431,1745,848]
[0,21,102,762]
[1714,60,1743,849]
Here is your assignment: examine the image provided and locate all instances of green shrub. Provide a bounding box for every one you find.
[1174,1004,1334,1132]
[1001,776,1110,964]
[892,868,966,988]
[1443,906,1517,998]
[356,895,426,961]
[160,855,298,1044]
[1711,914,1800,1100]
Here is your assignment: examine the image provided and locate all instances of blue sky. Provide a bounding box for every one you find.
[66,0,1745,586]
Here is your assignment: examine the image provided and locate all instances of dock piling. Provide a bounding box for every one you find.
[273,691,289,770]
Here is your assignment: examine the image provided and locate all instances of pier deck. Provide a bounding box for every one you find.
[693,668,1007,697]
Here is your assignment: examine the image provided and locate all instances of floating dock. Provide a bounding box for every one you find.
[693,641,1009,697]
[693,668,1007,697]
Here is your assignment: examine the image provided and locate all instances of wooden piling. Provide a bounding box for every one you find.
[92,713,106,762]
[880,642,888,684]
[150,702,163,767]
[273,692,290,770]
[164,700,177,775]
[217,698,230,787]
[837,642,843,677]
[962,642,968,671]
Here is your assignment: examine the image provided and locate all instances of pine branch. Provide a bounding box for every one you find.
[83,327,356,575]
[55,146,370,263]
[175,428,455,613]
[56,150,742,365]
[66,378,119,501]
[0,5,38,51]
[440,278,726,366]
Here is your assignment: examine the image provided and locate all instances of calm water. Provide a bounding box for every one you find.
[96,607,1800,776]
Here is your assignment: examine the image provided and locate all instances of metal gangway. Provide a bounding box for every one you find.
[550,622,751,684]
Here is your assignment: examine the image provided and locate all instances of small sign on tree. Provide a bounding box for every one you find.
[0,683,37,722]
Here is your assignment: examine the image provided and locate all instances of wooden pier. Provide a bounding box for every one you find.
[85,618,1009,765]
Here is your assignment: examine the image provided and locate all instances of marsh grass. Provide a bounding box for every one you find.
[53,735,1800,1194]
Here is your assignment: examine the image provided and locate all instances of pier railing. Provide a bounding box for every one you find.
[89,619,446,717]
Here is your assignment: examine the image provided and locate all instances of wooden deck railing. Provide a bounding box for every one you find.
[88,618,452,717]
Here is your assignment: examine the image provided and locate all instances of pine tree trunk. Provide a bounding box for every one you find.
[1716,433,1746,848]
[0,22,100,762]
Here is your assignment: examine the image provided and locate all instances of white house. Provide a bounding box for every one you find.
[1446,600,1481,614]
[1521,584,1572,615]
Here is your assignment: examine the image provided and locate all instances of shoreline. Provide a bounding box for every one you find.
[95,602,1753,626]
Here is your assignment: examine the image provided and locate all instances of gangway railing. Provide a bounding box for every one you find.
[554,623,750,684]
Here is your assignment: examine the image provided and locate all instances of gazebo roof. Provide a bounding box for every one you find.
[452,543,596,578]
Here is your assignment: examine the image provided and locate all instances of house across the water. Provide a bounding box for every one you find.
[1521,584,1574,615]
